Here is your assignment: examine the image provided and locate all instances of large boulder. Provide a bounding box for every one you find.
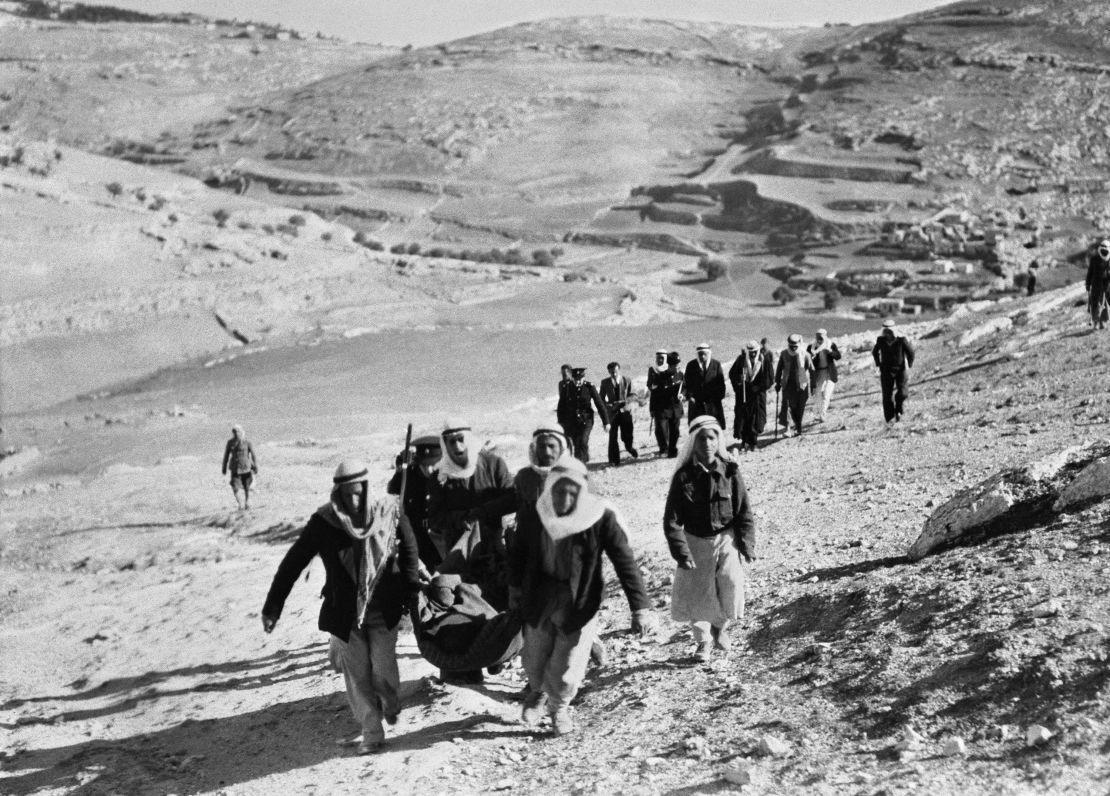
[908,441,1110,560]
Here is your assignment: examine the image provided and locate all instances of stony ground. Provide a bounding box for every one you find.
[3,282,1110,795]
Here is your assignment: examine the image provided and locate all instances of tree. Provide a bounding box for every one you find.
[533,249,554,267]
[212,208,230,228]
[772,285,797,305]
[823,289,841,310]
[406,242,421,255]
[698,256,727,281]
[106,182,123,198]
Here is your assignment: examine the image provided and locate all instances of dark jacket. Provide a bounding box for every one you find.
[727,352,774,400]
[684,358,727,405]
[649,368,684,417]
[775,349,814,393]
[806,342,842,383]
[387,465,438,570]
[428,449,515,552]
[872,336,915,372]
[222,437,257,475]
[261,510,421,640]
[599,374,634,417]
[509,507,651,633]
[663,455,756,564]
[565,380,609,428]
[1087,254,1110,295]
[556,378,575,428]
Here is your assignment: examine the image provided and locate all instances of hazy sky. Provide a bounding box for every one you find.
[104,0,952,46]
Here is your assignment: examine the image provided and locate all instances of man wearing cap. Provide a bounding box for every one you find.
[1086,240,1110,330]
[221,424,258,510]
[684,344,727,429]
[563,367,609,465]
[663,416,755,663]
[556,364,576,457]
[509,454,657,735]
[600,361,638,466]
[388,434,443,572]
[806,329,842,424]
[872,319,915,424]
[729,340,775,451]
[261,459,420,754]
[774,334,814,437]
[649,352,685,457]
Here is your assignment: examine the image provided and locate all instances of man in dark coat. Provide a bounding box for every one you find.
[221,424,258,510]
[684,343,727,429]
[261,459,420,754]
[600,361,638,466]
[387,434,442,573]
[1086,239,1110,329]
[650,351,684,457]
[729,340,775,451]
[775,334,814,437]
[508,455,656,734]
[555,364,576,456]
[872,319,916,424]
[562,367,609,465]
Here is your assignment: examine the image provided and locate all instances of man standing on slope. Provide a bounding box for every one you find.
[806,328,841,424]
[600,361,638,466]
[775,334,814,437]
[729,340,775,451]
[1086,239,1110,330]
[684,343,727,429]
[509,454,657,735]
[221,424,258,510]
[563,367,609,465]
[556,364,576,457]
[387,434,443,573]
[261,459,420,754]
[872,319,916,425]
[649,352,685,457]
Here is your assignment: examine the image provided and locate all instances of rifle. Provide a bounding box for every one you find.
[398,423,413,518]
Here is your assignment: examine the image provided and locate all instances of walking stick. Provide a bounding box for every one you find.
[774,388,780,440]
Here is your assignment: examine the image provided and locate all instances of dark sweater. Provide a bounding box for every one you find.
[663,455,756,565]
[509,507,650,633]
[262,511,420,640]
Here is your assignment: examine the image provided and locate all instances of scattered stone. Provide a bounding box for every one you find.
[757,735,791,757]
[1026,725,1053,746]
[641,756,666,769]
[942,736,967,756]
[1061,540,1079,551]
[895,725,926,752]
[1031,599,1061,618]
[722,762,753,786]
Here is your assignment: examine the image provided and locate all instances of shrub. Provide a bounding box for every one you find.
[823,289,841,310]
[427,247,446,258]
[698,256,727,281]
[504,249,524,265]
[320,231,332,242]
[489,248,505,263]
[288,213,307,227]
[406,242,421,255]
[772,285,797,305]
[212,208,231,228]
[551,246,565,258]
[106,182,123,198]
[532,249,554,267]
[366,240,384,252]
[390,243,406,254]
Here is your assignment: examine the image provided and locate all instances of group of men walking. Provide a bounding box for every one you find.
[551,322,914,470]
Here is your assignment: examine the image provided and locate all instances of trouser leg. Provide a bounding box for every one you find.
[667,417,680,455]
[793,391,808,431]
[619,412,634,453]
[607,420,620,465]
[653,413,667,453]
[543,616,598,713]
[363,611,400,719]
[880,371,896,422]
[821,378,835,418]
[733,404,745,440]
[560,424,575,456]
[812,372,829,420]
[523,620,558,694]
[893,370,908,420]
[329,626,385,743]
[575,422,592,463]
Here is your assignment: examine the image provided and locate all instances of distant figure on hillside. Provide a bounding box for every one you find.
[663,416,755,664]
[872,319,916,425]
[563,367,609,465]
[221,424,258,510]
[649,351,685,457]
[684,343,727,429]
[1026,263,1038,297]
[806,328,842,424]
[775,334,814,437]
[261,459,420,755]
[387,434,443,573]
[729,340,774,451]
[600,361,638,466]
[509,454,656,735]
[1086,240,1110,329]
[556,364,576,457]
